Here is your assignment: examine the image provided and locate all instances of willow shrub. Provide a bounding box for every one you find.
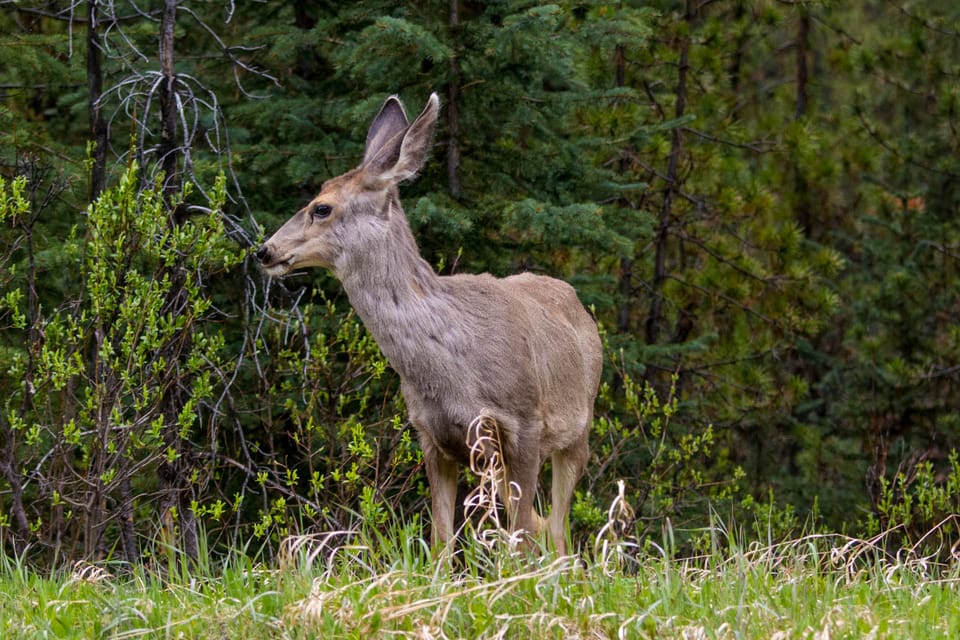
[863,451,960,564]
[0,165,241,562]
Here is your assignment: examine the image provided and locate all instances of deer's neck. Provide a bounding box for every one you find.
[336,203,451,382]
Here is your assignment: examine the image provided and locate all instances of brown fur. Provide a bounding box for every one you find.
[257,94,602,555]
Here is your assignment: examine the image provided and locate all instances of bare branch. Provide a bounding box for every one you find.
[177,4,280,95]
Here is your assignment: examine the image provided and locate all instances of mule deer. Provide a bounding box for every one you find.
[256,93,602,556]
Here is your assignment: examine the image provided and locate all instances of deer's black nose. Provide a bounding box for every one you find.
[255,246,269,263]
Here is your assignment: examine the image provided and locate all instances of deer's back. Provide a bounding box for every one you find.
[442,270,600,386]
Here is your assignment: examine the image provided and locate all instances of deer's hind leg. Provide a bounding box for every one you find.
[469,415,544,547]
[498,458,544,546]
[547,426,590,556]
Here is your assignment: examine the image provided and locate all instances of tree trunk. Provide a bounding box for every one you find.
[614,2,634,337]
[158,0,180,217]
[447,0,462,200]
[729,1,747,94]
[794,8,813,236]
[0,457,29,553]
[616,257,633,334]
[156,0,199,563]
[645,3,691,346]
[795,9,810,122]
[117,460,138,563]
[87,0,107,201]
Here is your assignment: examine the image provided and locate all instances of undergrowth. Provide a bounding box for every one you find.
[1,495,958,639]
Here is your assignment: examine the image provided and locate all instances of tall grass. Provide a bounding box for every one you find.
[1,505,957,639]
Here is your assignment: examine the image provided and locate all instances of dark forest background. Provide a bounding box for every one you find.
[1,0,958,565]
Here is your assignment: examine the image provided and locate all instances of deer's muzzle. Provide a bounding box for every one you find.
[255,244,292,276]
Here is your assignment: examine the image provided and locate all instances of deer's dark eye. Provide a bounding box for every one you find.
[311,203,332,220]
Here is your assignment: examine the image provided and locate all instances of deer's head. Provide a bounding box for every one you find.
[256,93,440,277]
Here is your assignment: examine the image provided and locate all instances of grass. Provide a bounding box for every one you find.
[1,519,958,639]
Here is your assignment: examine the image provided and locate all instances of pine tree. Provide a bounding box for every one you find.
[813,1,960,530]
[566,0,843,524]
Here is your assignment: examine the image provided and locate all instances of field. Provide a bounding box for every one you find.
[2,520,957,640]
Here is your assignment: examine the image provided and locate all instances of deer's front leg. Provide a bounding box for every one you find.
[423,444,458,552]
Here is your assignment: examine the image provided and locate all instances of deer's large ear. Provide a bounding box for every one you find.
[363,93,439,184]
[363,96,410,169]
[391,93,439,182]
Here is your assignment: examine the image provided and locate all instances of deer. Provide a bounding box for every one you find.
[256,93,602,556]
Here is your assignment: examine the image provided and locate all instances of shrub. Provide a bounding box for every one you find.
[0,165,239,562]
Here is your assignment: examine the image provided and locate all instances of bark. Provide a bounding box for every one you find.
[447,0,462,200]
[0,459,29,552]
[795,9,810,122]
[728,1,748,94]
[159,392,200,562]
[794,8,813,237]
[87,0,107,200]
[614,2,633,336]
[86,337,110,559]
[645,4,691,346]
[616,257,633,334]
[614,42,625,87]
[117,463,138,562]
[158,0,181,217]
[157,0,199,562]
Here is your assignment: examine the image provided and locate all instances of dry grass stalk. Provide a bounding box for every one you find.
[284,554,578,636]
[68,561,112,585]
[461,412,526,551]
[594,479,637,575]
[278,531,365,574]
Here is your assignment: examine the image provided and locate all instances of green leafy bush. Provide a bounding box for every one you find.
[579,329,748,553]
[0,165,240,562]
[864,451,960,563]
